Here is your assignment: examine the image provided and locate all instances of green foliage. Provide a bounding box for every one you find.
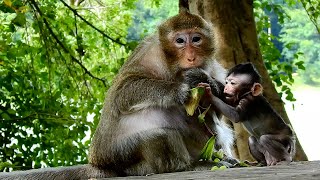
[0,0,180,172]
[281,8,320,85]
[199,135,228,168]
[184,86,205,116]
[299,0,320,33]
[127,0,178,41]
[0,0,135,171]
[254,0,320,99]
[200,136,216,161]
[211,165,227,171]
[253,0,306,102]
[0,0,318,173]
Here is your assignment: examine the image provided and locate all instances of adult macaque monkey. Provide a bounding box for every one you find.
[0,1,235,179]
[88,1,234,177]
[201,62,295,166]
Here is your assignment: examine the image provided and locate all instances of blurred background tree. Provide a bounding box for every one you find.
[0,0,319,172]
[281,7,320,85]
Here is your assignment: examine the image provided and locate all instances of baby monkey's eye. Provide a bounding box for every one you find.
[226,80,236,85]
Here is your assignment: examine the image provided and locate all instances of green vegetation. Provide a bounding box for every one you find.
[281,8,320,86]
[0,0,135,171]
[0,0,319,172]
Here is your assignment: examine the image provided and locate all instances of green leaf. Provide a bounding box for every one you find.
[213,158,220,163]
[200,136,216,160]
[253,1,261,8]
[198,104,211,123]
[211,165,227,171]
[0,162,13,171]
[237,161,250,167]
[212,149,224,159]
[265,4,272,11]
[7,108,16,115]
[1,113,11,120]
[12,13,26,27]
[185,87,205,116]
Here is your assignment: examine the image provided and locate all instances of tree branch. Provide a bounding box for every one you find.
[29,0,107,88]
[300,0,320,34]
[59,0,126,46]
[2,112,77,123]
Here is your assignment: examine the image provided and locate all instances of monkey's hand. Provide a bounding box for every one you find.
[236,95,254,112]
[183,68,224,97]
[183,68,209,88]
[197,83,214,107]
[209,79,224,98]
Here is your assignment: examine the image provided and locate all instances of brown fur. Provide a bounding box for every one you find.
[1,10,234,180]
[207,62,295,166]
[88,10,233,176]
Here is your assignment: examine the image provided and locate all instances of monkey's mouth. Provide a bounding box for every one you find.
[224,94,235,102]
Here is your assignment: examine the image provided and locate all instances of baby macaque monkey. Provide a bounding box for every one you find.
[200,62,295,166]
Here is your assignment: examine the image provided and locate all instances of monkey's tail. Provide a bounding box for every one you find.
[289,133,297,161]
[0,164,116,180]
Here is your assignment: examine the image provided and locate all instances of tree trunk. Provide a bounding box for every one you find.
[188,0,307,161]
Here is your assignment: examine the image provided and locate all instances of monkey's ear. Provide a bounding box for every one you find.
[251,83,263,96]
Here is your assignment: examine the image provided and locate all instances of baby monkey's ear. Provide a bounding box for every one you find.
[251,83,263,96]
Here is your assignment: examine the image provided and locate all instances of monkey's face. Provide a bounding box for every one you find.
[224,73,252,105]
[162,29,214,71]
[174,30,212,69]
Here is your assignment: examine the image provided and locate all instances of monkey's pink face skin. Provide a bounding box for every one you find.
[173,30,207,69]
[224,73,251,103]
[178,45,204,69]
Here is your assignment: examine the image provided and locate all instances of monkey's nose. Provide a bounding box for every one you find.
[187,58,196,62]
[223,88,228,93]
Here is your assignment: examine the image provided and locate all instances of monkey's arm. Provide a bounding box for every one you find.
[113,73,189,112]
[199,84,242,123]
[183,68,225,97]
[210,94,241,123]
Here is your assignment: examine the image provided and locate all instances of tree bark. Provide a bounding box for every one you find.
[188,0,307,161]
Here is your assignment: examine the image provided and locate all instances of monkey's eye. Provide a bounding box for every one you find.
[176,38,185,44]
[192,36,201,43]
[226,80,236,85]
[191,34,202,45]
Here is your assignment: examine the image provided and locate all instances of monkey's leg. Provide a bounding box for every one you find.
[248,136,267,165]
[259,134,293,165]
[124,128,192,176]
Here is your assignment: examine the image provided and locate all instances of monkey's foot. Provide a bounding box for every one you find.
[275,160,292,166]
[242,160,266,167]
[145,173,155,176]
